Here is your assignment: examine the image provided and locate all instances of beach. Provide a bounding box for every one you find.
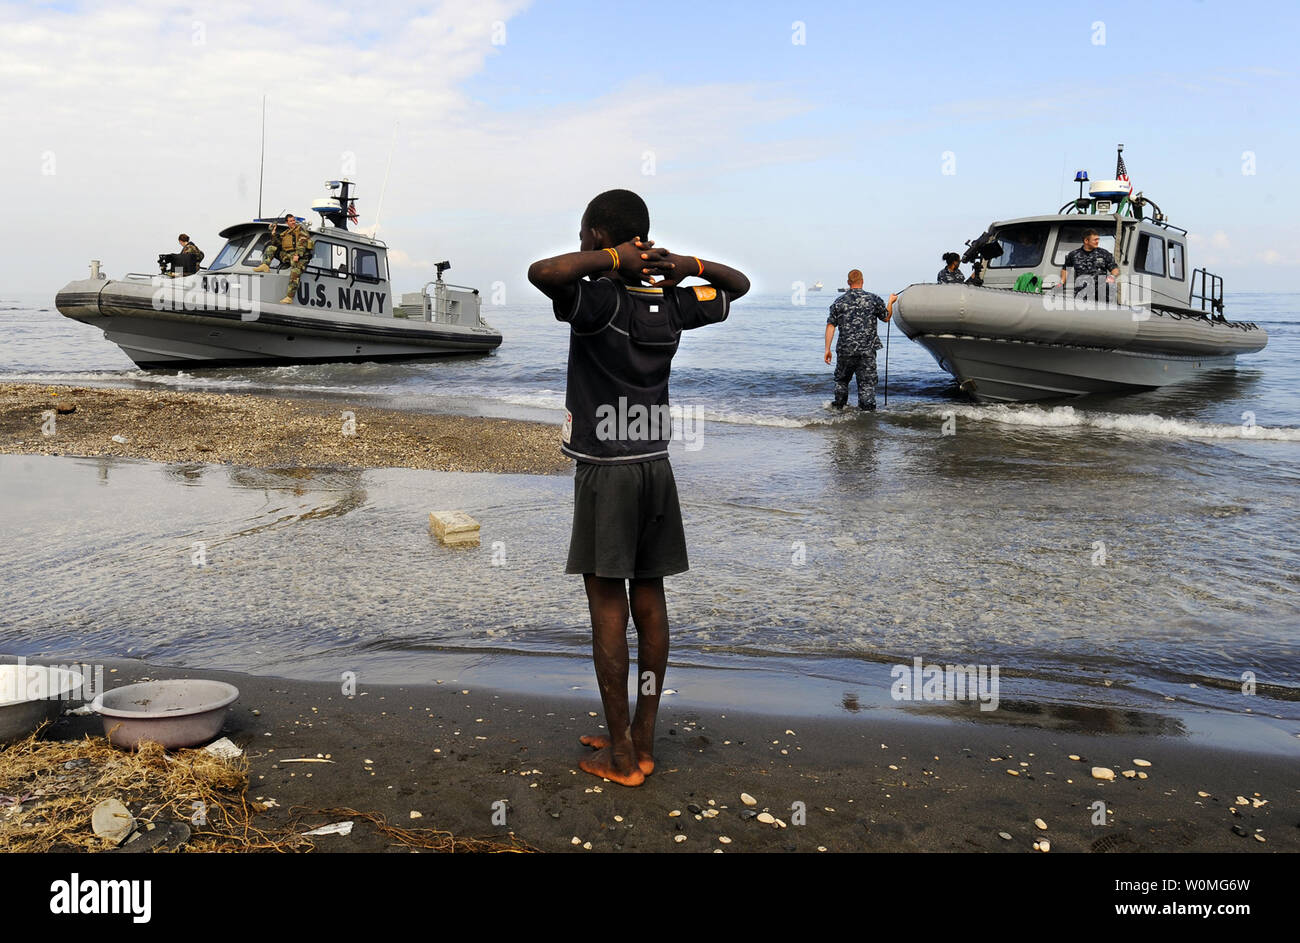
[3,296,1298,856]
[0,382,570,475]
[30,657,1297,853]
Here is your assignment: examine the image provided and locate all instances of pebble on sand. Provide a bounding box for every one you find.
[757,812,776,825]
[1091,767,1116,781]
[1034,818,1047,831]
[1034,839,1051,853]
[1132,758,1151,767]
[673,834,687,843]
[998,832,1012,841]
[718,836,732,844]
[1121,770,1137,779]
[409,811,423,819]
[741,792,757,806]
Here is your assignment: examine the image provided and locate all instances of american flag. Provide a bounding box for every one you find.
[1116,151,1131,193]
[347,200,359,224]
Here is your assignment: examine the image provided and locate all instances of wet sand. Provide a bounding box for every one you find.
[38,658,1299,853]
[0,382,571,475]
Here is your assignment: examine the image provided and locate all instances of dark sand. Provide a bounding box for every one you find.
[0,382,571,475]
[38,659,1299,853]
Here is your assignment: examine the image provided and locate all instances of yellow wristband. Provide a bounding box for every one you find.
[694,256,704,277]
[604,247,619,270]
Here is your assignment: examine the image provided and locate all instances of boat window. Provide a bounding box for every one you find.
[207,236,250,272]
[1051,224,1116,266]
[1167,241,1185,280]
[353,248,383,281]
[308,241,349,277]
[1136,232,1166,276]
[243,235,277,267]
[986,224,1048,268]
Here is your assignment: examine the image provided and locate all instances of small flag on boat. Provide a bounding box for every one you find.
[347,200,359,224]
[1116,150,1131,194]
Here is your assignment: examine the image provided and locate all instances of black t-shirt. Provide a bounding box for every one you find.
[554,275,731,464]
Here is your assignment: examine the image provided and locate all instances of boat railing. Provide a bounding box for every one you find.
[1190,268,1225,319]
[420,280,483,326]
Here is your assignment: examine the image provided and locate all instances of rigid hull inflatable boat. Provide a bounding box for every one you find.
[892,155,1267,402]
[55,180,501,368]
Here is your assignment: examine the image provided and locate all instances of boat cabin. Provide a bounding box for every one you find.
[207,219,395,317]
[965,178,1223,318]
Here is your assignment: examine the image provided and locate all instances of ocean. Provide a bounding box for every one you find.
[2,289,1298,740]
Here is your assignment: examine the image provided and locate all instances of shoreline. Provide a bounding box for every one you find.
[0,382,571,475]
[9,656,1298,853]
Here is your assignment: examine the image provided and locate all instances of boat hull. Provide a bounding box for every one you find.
[893,284,1267,403]
[55,276,501,369]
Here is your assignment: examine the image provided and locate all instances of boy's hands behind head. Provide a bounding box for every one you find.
[613,238,674,283]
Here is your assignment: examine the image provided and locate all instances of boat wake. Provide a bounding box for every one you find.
[921,404,1300,442]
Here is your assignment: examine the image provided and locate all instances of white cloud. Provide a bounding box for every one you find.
[1,0,813,296]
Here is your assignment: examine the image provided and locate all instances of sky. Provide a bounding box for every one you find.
[1,0,1297,300]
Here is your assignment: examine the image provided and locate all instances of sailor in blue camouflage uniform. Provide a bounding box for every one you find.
[1060,229,1119,305]
[937,252,964,284]
[824,269,891,411]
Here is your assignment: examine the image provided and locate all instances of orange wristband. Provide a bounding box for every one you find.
[604,247,619,270]
[694,257,704,277]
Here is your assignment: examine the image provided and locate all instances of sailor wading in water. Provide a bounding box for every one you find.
[253,214,315,304]
[528,189,749,786]
[825,269,891,410]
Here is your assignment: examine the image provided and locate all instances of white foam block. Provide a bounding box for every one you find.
[429,510,480,547]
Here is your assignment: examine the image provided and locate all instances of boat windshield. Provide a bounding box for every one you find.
[1051,223,1116,266]
[207,236,252,272]
[986,223,1049,268]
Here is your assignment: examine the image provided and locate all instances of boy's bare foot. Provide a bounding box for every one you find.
[579,745,645,787]
[579,734,655,775]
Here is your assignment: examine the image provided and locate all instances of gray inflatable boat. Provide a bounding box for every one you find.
[893,164,1267,402]
[55,180,501,369]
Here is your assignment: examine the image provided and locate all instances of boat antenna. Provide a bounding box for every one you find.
[257,95,267,219]
[372,122,399,232]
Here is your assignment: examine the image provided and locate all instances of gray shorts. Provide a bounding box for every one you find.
[565,458,689,580]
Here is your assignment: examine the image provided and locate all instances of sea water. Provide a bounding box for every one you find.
[2,291,1297,731]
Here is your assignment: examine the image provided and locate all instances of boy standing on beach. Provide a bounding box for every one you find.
[528,189,749,786]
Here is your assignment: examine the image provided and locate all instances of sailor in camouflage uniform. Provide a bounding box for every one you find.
[937,252,964,284]
[1060,229,1119,305]
[824,269,891,410]
[253,214,315,304]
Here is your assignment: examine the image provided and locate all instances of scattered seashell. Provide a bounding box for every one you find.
[673,834,687,843]
[718,836,732,844]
